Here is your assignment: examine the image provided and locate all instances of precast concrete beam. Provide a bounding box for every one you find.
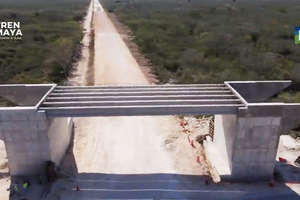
[56,84,225,89]
[45,95,238,102]
[42,99,242,107]
[42,84,244,116]
[41,104,243,118]
[49,90,233,97]
[54,86,227,93]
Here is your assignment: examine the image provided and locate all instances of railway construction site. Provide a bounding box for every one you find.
[1,0,300,199]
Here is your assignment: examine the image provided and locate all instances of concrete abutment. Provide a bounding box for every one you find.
[210,102,300,182]
[0,109,73,175]
[212,114,281,182]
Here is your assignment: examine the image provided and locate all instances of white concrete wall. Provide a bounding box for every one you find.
[212,114,282,182]
[214,115,237,171]
[231,116,282,181]
[47,117,73,165]
[0,109,51,175]
[0,140,7,166]
[0,108,73,176]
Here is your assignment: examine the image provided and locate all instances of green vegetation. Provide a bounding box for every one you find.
[87,12,95,86]
[0,0,90,84]
[101,0,300,137]
[101,0,300,99]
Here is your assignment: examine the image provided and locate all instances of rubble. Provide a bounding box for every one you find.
[179,115,213,143]
[178,115,218,181]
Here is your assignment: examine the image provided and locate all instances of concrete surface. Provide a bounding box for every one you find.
[48,117,73,165]
[0,140,6,165]
[275,135,300,183]
[227,81,292,103]
[209,113,282,181]
[0,108,73,175]
[0,109,52,175]
[231,116,281,181]
[0,84,54,106]
[40,84,244,117]
[213,115,237,172]
[204,137,231,176]
[59,173,300,200]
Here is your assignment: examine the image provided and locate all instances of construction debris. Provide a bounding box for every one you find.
[195,134,210,144]
[180,115,213,144]
[179,115,219,183]
[294,156,300,166]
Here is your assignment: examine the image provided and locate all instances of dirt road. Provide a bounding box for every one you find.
[72,0,203,175]
[53,1,206,198]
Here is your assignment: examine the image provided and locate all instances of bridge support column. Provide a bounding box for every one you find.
[212,106,283,182]
[0,110,51,175]
[230,115,281,181]
[0,109,73,176]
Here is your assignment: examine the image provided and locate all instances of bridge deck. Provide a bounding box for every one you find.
[38,84,245,117]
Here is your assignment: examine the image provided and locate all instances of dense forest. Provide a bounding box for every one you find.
[101,0,300,102]
[0,0,90,84]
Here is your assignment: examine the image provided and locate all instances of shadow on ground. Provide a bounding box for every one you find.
[54,138,300,200]
[5,128,300,200]
[56,171,300,200]
[275,160,300,183]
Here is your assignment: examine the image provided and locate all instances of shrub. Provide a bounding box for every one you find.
[275,7,288,13]
[189,10,202,19]
[73,12,85,21]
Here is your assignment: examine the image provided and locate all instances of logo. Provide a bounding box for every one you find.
[295,26,300,44]
[0,22,22,40]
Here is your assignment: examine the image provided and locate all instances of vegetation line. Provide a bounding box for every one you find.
[86,1,95,86]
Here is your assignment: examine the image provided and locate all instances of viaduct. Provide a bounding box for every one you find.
[0,80,299,182]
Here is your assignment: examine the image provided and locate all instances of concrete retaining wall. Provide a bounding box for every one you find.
[213,109,283,182]
[48,117,73,166]
[0,140,7,166]
[0,109,51,175]
[0,108,73,175]
[214,115,237,171]
[231,116,281,181]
